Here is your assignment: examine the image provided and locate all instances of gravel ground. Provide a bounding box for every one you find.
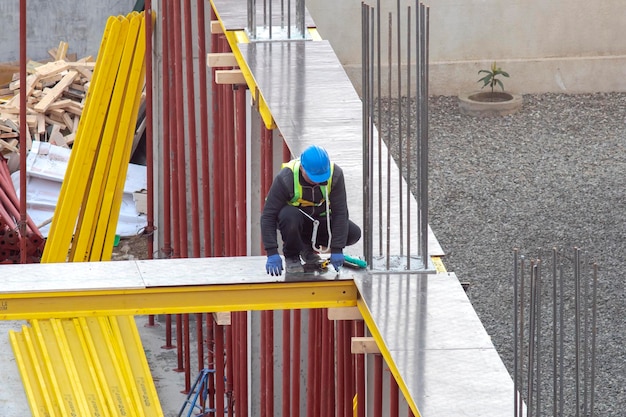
[386,92,626,416]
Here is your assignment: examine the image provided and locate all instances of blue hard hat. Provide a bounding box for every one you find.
[300,145,331,183]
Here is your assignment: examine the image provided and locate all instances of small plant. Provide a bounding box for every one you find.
[478,61,509,94]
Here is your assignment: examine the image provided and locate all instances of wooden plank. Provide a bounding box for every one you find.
[327,306,363,321]
[350,337,381,354]
[54,41,69,61]
[213,312,232,325]
[207,52,238,68]
[210,20,223,34]
[33,60,70,78]
[215,69,246,85]
[34,70,79,112]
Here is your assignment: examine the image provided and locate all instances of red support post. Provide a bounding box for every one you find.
[390,373,400,417]
[292,309,302,417]
[282,310,291,417]
[199,0,212,257]
[172,0,188,258]
[18,0,27,263]
[374,355,383,417]
[215,324,225,415]
[356,320,366,417]
[183,0,201,258]
[160,0,173,259]
[235,86,247,255]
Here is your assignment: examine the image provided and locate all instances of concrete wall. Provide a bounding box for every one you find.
[0,0,136,63]
[306,0,626,95]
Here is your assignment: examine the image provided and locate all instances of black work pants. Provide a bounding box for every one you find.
[277,205,361,258]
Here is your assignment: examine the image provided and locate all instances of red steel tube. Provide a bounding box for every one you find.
[196,313,204,371]
[160,0,173,259]
[206,314,216,412]
[390,373,399,417]
[19,0,27,263]
[184,314,191,393]
[306,310,316,417]
[183,0,201,258]
[174,314,184,372]
[336,317,345,417]
[198,0,212,257]
[162,314,174,349]
[266,311,275,417]
[346,321,354,417]
[313,310,321,417]
[235,86,247,256]
[210,7,222,256]
[282,310,291,417]
[282,139,291,162]
[226,320,234,416]
[172,0,188,258]
[321,310,330,415]
[144,0,155,257]
[215,324,225,415]
[327,317,336,416]
[374,355,383,417]
[224,83,234,256]
[260,312,267,417]
[356,320,366,417]
[291,309,301,417]
[167,0,181,259]
[239,311,249,417]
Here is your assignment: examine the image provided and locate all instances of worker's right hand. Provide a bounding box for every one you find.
[266,254,283,276]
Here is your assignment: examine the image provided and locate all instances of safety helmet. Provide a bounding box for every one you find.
[300,145,331,183]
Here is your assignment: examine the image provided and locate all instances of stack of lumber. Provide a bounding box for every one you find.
[0,42,94,158]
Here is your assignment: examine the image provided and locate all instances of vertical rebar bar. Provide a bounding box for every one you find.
[536,259,542,416]
[527,261,537,417]
[296,0,305,38]
[376,0,383,257]
[574,247,581,417]
[145,0,155,262]
[362,3,372,266]
[419,5,430,262]
[590,263,598,417]
[513,249,519,417]
[385,13,392,270]
[552,248,558,417]
[396,0,403,257]
[405,6,411,269]
[558,250,565,417]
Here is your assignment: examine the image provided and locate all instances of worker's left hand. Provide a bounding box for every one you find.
[329,252,344,272]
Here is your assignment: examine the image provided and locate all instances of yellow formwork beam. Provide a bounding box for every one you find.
[9,329,57,417]
[81,316,139,417]
[356,298,422,417]
[112,316,164,416]
[61,318,112,417]
[71,12,144,262]
[42,15,129,263]
[1,281,357,320]
[31,319,91,416]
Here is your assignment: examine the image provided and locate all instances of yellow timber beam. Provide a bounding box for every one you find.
[0,281,357,321]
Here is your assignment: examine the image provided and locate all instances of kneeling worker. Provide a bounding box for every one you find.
[261,145,362,275]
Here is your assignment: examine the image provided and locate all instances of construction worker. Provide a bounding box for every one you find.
[261,145,361,275]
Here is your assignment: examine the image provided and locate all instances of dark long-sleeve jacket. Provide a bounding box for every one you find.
[260,163,350,256]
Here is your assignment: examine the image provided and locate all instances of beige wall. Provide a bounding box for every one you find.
[306,0,626,95]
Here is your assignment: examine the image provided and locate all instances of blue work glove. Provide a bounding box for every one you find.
[266,254,283,276]
[330,252,345,272]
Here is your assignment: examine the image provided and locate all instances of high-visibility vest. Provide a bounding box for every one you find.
[282,159,334,208]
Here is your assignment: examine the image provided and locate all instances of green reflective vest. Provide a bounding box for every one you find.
[282,159,334,208]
